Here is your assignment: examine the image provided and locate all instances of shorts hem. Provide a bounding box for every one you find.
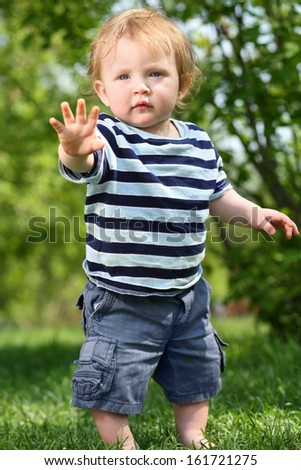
[71,397,144,415]
[165,385,222,404]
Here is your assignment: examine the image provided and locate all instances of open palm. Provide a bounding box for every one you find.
[49,98,104,157]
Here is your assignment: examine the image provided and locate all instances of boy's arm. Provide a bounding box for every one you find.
[209,188,299,240]
[49,98,104,173]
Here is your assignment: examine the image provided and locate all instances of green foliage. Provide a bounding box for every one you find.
[0,318,300,449]
[0,0,114,326]
[221,233,301,338]
[157,0,301,339]
[0,0,300,337]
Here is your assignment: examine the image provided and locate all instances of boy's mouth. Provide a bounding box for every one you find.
[133,101,152,109]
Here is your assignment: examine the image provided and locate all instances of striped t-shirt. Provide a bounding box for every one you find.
[60,113,232,296]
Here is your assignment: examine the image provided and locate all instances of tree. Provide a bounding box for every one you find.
[1,0,300,338]
[156,0,301,339]
[0,0,114,326]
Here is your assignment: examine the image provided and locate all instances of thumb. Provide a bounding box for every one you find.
[259,217,276,235]
[49,117,65,134]
[91,137,105,152]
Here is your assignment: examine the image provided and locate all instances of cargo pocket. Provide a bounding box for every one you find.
[72,335,117,401]
[75,293,86,334]
[84,282,117,323]
[213,331,229,373]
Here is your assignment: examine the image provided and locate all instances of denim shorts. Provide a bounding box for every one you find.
[71,277,228,414]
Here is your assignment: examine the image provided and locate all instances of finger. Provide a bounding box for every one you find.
[49,117,65,134]
[281,223,292,240]
[290,221,300,236]
[270,215,299,238]
[257,216,276,234]
[284,222,299,239]
[263,221,276,236]
[91,136,105,152]
[86,106,100,132]
[60,101,75,124]
[76,98,87,124]
[88,105,100,121]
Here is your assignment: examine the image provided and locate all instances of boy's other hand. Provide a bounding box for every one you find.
[254,208,299,240]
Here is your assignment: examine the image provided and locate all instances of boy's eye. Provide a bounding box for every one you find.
[118,74,129,80]
[149,71,161,77]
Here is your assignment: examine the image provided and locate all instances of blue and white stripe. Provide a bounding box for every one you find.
[60,113,231,296]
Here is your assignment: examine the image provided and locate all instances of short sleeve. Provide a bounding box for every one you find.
[209,150,232,200]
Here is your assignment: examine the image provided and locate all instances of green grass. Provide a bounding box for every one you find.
[0,316,300,450]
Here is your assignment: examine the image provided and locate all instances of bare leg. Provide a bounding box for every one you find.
[91,409,135,450]
[173,400,210,449]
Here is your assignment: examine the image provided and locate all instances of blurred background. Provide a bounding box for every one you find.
[1,0,300,339]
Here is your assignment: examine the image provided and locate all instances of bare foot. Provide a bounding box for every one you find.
[179,433,215,449]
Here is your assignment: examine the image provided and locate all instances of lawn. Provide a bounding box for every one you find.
[0,315,300,450]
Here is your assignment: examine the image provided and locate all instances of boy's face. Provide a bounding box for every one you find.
[94,36,185,136]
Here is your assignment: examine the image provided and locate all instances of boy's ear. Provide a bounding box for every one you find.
[178,74,192,99]
[94,80,110,107]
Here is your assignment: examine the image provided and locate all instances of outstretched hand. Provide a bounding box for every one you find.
[253,208,299,240]
[49,98,104,158]
[209,190,299,241]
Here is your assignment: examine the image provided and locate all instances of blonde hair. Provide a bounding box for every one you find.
[88,9,203,108]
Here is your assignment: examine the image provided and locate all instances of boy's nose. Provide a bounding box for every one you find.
[134,81,151,94]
